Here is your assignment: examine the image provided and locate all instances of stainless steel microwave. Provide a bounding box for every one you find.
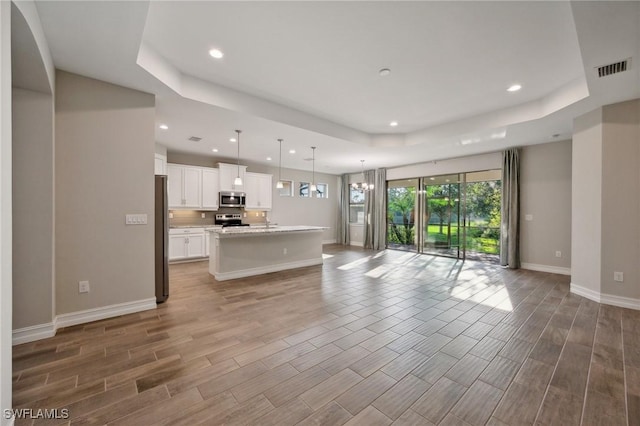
[219,191,246,208]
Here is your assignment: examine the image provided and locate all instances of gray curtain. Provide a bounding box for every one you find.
[363,169,376,249]
[372,168,387,250]
[500,148,520,268]
[337,174,350,245]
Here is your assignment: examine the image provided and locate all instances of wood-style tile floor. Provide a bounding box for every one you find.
[12,245,640,425]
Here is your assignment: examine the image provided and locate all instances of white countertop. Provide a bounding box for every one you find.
[206,225,327,235]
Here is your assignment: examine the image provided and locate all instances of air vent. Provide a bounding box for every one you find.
[597,59,630,78]
[187,136,202,142]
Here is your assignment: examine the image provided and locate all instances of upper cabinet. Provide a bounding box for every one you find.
[168,163,219,211]
[245,172,273,211]
[154,154,167,175]
[167,162,269,211]
[218,163,247,192]
[201,168,219,210]
[167,164,202,208]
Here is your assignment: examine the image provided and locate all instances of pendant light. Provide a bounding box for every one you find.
[351,160,374,191]
[276,139,284,189]
[233,130,243,187]
[310,146,317,192]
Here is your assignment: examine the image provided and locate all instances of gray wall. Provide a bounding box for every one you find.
[572,108,603,294]
[55,71,155,314]
[601,99,639,299]
[167,152,339,243]
[12,87,54,329]
[520,140,572,271]
[572,99,640,303]
[0,0,12,419]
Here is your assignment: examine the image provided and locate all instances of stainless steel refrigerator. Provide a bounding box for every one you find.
[155,175,169,303]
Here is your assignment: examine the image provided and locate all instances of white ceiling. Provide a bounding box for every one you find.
[34,1,640,174]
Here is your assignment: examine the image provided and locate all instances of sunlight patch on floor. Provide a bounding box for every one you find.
[364,264,394,278]
[337,256,372,270]
[450,282,514,312]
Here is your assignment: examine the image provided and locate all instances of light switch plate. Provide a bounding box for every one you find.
[125,214,148,225]
[525,214,533,221]
[614,272,624,282]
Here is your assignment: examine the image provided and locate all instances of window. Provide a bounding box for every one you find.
[299,182,310,197]
[315,183,328,199]
[278,180,294,197]
[350,185,365,223]
[299,182,328,198]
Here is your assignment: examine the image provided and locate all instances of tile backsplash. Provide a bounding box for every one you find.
[169,208,269,227]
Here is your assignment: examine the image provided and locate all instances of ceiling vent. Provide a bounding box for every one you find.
[597,59,630,78]
[187,136,202,142]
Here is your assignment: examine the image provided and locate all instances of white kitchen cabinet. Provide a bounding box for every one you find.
[218,162,247,192]
[167,164,202,209]
[245,172,273,210]
[169,228,206,261]
[201,168,219,210]
[154,153,167,175]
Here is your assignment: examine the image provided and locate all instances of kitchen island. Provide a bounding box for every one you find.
[207,226,328,281]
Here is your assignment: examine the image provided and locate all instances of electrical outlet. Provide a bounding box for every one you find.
[614,272,624,282]
[262,212,265,217]
[79,280,90,293]
[169,212,174,219]
[201,213,205,218]
[283,248,287,255]
[525,214,533,221]
[555,251,562,258]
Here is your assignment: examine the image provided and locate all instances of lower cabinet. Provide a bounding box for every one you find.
[169,228,206,261]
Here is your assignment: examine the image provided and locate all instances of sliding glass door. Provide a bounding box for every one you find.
[386,170,501,262]
[422,174,463,258]
[386,179,418,252]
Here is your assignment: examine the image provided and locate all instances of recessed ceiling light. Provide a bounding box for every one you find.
[289,149,296,154]
[229,138,236,143]
[507,84,522,92]
[209,48,224,59]
[390,121,398,127]
[159,124,168,130]
[266,157,272,161]
[212,148,218,152]
[379,68,391,77]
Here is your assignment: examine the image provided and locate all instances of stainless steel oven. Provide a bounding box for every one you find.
[219,191,246,208]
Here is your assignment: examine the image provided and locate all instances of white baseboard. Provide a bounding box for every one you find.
[521,262,571,276]
[350,241,364,247]
[55,298,157,329]
[215,258,323,281]
[13,297,157,345]
[12,322,56,345]
[571,283,640,310]
[323,239,337,245]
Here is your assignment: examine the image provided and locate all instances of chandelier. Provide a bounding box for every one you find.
[352,160,374,191]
